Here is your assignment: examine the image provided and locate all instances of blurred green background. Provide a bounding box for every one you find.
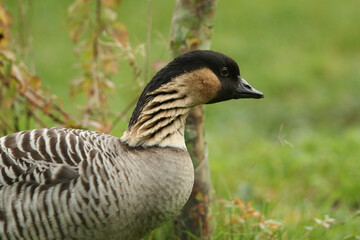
[5,0,360,238]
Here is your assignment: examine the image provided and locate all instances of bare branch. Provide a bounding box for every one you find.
[0,72,79,128]
[108,96,139,133]
[0,115,16,133]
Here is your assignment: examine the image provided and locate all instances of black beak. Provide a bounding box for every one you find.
[234,76,264,99]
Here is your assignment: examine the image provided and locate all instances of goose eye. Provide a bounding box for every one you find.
[220,67,229,77]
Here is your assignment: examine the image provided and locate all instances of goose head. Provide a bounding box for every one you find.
[121,50,263,148]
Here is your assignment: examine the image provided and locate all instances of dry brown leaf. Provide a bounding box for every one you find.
[101,0,121,9]
[109,22,129,47]
[30,75,42,90]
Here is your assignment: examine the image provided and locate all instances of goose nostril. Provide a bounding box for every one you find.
[244,84,252,91]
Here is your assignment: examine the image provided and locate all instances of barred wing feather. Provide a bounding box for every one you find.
[0,128,122,239]
[0,128,108,186]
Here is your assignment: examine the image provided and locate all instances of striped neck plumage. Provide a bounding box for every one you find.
[120,81,192,150]
[121,67,221,149]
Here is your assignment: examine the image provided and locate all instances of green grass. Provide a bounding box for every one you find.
[4,0,360,239]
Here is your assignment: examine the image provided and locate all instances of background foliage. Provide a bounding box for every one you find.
[1,0,360,239]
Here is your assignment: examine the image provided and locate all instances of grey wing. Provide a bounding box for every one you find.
[0,128,100,186]
[0,128,119,239]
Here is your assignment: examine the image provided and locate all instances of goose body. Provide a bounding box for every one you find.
[0,50,263,239]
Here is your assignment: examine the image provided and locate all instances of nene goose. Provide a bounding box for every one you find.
[0,50,263,239]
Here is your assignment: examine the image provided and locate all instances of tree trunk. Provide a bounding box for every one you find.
[169,0,217,239]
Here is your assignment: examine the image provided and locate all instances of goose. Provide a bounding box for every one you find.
[0,50,263,239]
